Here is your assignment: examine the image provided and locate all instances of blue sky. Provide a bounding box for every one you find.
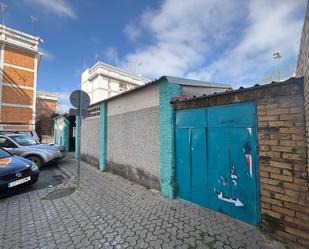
[6,0,308,111]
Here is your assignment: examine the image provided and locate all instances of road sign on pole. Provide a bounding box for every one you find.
[69,108,90,117]
[69,90,90,187]
[70,90,90,109]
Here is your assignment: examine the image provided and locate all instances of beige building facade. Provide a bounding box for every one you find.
[36,91,57,118]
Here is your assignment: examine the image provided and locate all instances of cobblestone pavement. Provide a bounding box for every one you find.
[0,156,286,249]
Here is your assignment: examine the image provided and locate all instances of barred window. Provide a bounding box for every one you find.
[89,106,100,117]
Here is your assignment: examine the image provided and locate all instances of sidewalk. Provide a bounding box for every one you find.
[0,157,286,249]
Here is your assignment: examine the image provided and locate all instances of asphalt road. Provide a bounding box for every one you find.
[1,158,71,198]
[31,160,71,190]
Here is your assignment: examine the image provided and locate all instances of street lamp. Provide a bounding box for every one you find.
[273,52,282,81]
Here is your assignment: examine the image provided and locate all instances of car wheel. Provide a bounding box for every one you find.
[26,156,43,168]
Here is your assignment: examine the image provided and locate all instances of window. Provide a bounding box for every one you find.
[119,82,128,92]
[89,107,100,117]
[0,148,11,159]
[0,137,16,148]
[10,135,37,146]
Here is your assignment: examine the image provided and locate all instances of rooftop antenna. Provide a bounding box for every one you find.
[30,16,38,35]
[125,60,130,72]
[133,61,138,74]
[113,48,118,66]
[138,62,142,77]
[0,1,7,25]
[95,53,99,62]
[273,52,282,81]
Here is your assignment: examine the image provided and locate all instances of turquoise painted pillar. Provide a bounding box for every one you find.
[99,102,107,171]
[62,117,70,152]
[159,81,181,199]
[53,118,57,144]
[75,115,80,159]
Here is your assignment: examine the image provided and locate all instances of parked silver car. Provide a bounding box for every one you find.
[0,130,40,143]
[0,134,66,167]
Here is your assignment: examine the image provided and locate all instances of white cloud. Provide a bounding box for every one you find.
[104,47,115,62]
[124,0,245,78]
[123,0,306,86]
[124,23,142,42]
[188,0,306,86]
[23,0,76,19]
[40,48,54,61]
[56,91,72,113]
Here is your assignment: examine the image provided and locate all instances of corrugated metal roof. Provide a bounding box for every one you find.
[165,76,231,88]
[171,77,303,103]
[89,75,231,107]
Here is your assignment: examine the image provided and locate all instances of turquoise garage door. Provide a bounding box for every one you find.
[175,102,260,226]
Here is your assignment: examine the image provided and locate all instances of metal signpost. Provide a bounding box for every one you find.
[69,90,90,187]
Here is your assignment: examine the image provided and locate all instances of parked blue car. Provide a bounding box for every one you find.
[0,147,39,197]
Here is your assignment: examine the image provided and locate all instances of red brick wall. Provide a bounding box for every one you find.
[297,1,309,177]
[0,45,36,127]
[1,106,33,124]
[173,78,309,247]
[295,5,309,246]
[3,66,34,88]
[4,46,35,69]
[2,86,33,105]
[36,97,57,118]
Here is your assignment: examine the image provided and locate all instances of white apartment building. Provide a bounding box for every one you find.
[81,61,149,104]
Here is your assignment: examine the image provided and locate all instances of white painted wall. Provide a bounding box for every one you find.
[55,118,64,145]
[107,84,159,116]
[106,84,160,189]
[80,117,100,165]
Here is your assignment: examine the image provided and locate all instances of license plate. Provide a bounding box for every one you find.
[8,176,31,188]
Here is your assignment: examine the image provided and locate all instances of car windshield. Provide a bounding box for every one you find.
[10,135,38,146]
[0,148,11,159]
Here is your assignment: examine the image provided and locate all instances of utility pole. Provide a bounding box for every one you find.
[69,90,90,188]
[273,52,282,81]
[0,1,7,25]
[138,62,142,76]
[76,92,83,187]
